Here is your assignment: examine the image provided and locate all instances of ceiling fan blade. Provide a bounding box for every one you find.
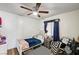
[38,14,40,17]
[39,11,49,14]
[20,6,32,11]
[27,13,32,15]
[36,3,41,11]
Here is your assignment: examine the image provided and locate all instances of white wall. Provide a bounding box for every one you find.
[17,16,41,39]
[1,8,79,50]
[0,10,19,50]
[0,10,41,49]
[41,10,79,40]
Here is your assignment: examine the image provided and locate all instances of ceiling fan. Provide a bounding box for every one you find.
[20,3,49,17]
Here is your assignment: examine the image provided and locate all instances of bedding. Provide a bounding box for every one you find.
[36,35,44,43]
[24,38,41,47]
[18,39,29,50]
[17,34,44,55]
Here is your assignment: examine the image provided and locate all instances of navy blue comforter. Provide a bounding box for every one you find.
[24,38,41,47]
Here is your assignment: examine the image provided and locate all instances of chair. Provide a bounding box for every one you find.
[50,41,63,55]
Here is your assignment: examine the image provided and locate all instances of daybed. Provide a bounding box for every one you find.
[17,34,44,55]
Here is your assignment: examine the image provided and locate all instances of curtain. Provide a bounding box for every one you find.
[44,22,48,33]
[53,20,60,41]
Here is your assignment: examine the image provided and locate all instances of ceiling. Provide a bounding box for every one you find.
[0,3,79,19]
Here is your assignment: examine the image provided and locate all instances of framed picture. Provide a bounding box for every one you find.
[0,17,2,27]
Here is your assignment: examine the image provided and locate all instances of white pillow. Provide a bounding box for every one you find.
[62,38,69,44]
[37,35,44,43]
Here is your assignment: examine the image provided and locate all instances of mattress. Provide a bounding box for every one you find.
[24,38,41,47]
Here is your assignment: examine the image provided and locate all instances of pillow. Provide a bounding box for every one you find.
[37,35,43,39]
[61,37,70,44]
[18,39,29,49]
[32,34,44,43]
[35,34,44,43]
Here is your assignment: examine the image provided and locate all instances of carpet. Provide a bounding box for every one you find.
[24,46,51,55]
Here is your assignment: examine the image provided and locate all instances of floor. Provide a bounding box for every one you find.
[7,46,51,55]
[7,48,19,55]
[24,46,51,55]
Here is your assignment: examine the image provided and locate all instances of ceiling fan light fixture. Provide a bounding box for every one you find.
[33,11,38,15]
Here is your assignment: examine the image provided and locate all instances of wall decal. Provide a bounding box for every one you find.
[0,34,6,45]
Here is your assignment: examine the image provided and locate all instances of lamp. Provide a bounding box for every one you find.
[33,11,38,15]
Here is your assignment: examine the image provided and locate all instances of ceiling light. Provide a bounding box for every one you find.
[33,11,38,15]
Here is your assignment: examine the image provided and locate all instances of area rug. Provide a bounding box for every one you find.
[23,46,51,55]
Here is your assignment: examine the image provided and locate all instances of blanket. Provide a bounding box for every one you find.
[18,39,29,50]
[24,38,41,47]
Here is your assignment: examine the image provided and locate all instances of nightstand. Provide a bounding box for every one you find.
[43,37,52,49]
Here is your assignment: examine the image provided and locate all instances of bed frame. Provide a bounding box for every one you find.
[17,40,43,55]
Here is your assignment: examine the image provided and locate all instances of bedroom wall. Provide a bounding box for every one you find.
[0,10,41,49]
[17,16,41,39]
[0,10,19,51]
[40,10,79,40]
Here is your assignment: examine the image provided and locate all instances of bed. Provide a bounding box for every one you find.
[17,34,44,55]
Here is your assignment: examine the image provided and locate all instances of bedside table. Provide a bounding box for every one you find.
[44,37,52,49]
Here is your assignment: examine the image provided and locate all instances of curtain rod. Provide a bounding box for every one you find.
[44,18,60,23]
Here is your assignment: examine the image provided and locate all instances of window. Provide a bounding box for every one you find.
[44,19,60,41]
[47,22,54,36]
